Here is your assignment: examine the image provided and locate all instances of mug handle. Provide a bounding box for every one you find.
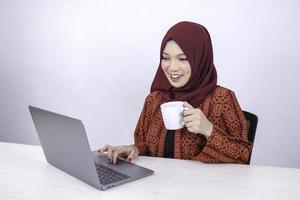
[181,107,190,126]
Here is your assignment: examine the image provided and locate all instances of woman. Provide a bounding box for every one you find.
[98,21,252,164]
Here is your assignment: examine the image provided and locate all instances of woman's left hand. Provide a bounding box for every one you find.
[183,102,213,138]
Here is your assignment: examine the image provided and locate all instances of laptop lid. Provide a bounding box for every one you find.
[29,105,154,190]
[29,106,101,189]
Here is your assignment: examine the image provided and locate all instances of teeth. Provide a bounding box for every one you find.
[171,74,181,78]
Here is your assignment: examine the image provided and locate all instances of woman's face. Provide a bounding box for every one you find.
[161,40,192,88]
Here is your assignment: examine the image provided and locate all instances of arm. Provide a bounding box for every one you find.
[96,96,152,164]
[133,96,150,156]
[192,91,252,164]
[97,95,151,164]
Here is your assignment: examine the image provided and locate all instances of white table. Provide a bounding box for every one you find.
[0,142,299,200]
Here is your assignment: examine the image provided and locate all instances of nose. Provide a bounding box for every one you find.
[169,60,179,72]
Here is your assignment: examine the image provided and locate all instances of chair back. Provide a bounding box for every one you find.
[242,110,258,164]
[243,111,258,144]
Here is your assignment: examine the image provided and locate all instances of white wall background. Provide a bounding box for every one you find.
[0,0,299,168]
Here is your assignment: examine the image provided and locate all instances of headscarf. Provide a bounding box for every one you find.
[150,21,217,107]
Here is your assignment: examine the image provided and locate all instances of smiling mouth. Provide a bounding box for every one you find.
[170,74,183,81]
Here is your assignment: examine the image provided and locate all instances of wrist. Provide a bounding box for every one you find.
[131,144,139,155]
[203,122,213,138]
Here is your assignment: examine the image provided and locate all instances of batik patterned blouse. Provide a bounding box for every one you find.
[134,85,252,164]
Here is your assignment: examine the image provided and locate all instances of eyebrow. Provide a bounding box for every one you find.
[162,52,186,57]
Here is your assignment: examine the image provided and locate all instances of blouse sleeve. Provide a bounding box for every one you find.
[133,96,150,156]
[192,91,253,164]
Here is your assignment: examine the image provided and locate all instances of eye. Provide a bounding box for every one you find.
[162,56,169,61]
[179,58,188,61]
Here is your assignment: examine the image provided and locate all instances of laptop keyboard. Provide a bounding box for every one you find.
[95,163,130,185]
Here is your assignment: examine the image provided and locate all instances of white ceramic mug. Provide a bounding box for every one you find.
[160,101,188,130]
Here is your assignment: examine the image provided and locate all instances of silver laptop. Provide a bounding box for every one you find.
[29,106,154,190]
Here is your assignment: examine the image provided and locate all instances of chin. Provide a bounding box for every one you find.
[170,81,186,88]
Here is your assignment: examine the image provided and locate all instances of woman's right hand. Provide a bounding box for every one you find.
[97,144,139,164]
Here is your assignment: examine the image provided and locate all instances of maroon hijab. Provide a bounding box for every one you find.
[150,21,217,108]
